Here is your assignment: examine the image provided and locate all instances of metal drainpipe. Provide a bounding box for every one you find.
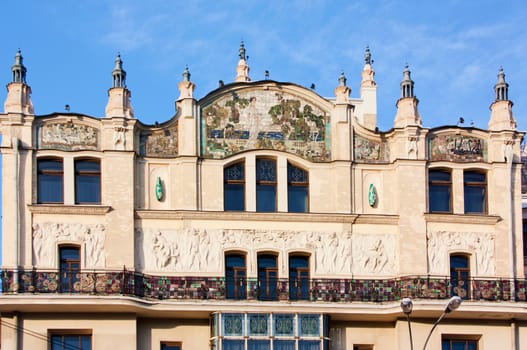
[506,143,516,300]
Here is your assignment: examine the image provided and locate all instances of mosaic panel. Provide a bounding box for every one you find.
[140,125,178,157]
[428,134,487,162]
[354,134,389,162]
[38,122,98,151]
[201,90,330,161]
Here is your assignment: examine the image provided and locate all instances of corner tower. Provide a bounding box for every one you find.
[488,67,516,131]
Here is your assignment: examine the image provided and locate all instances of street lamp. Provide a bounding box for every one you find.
[400,296,462,350]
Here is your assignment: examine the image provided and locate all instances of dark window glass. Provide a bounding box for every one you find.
[450,255,470,300]
[429,170,451,212]
[289,255,309,300]
[464,171,486,213]
[248,339,271,350]
[161,343,182,350]
[60,246,80,293]
[288,163,308,213]
[224,162,245,211]
[75,159,100,204]
[258,254,278,301]
[298,340,322,350]
[273,340,295,350]
[51,334,91,350]
[225,254,247,300]
[442,339,478,350]
[256,159,276,212]
[222,339,245,350]
[37,158,63,203]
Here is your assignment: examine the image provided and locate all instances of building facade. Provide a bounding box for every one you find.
[0,45,526,350]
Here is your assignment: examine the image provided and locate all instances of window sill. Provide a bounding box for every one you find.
[424,212,501,224]
[28,204,112,215]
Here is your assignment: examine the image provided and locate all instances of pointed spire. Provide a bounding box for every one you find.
[11,49,27,83]
[182,65,191,82]
[235,41,250,82]
[365,46,372,65]
[112,53,126,88]
[494,66,509,101]
[400,64,415,98]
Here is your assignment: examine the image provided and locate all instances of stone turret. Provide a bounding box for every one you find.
[4,49,34,115]
[177,65,195,101]
[235,41,251,82]
[360,46,377,130]
[105,53,134,118]
[488,67,516,131]
[394,65,421,128]
[334,71,350,104]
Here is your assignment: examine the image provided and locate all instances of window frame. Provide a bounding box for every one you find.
[37,157,64,204]
[428,168,452,213]
[256,157,277,212]
[224,160,246,211]
[289,253,310,301]
[49,330,92,350]
[441,334,480,350]
[74,157,101,204]
[463,170,487,214]
[161,341,182,350]
[225,252,247,300]
[450,254,471,300]
[59,245,81,293]
[257,253,279,301]
[287,162,309,213]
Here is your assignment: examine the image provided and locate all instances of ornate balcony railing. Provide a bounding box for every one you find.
[1,269,526,303]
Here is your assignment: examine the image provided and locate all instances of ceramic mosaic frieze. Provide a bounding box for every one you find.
[354,134,389,162]
[139,124,178,157]
[201,90,330,161]
[38,122,98,151]
[428,134,487,162]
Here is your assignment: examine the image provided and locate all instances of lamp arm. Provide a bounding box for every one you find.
[406,314,414,350]
[422,311,446,350]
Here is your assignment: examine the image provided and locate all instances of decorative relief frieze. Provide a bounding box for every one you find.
[140,125,178,157]
[201,90,330,161]
[354,134,389,162]
[38,122,99,151]
[427,231,495,276]
[428,134,486,162]
[135,228,396,276]
[33,222,106,268]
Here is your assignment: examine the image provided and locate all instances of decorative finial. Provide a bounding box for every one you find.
[239,40,246,60]
[494,66,509,101]
[339,71,347,86]
[11,48,27,83]
[365,46,372,65]
[400,64,415,98]
[182,65,191,82]
[112,52,126,88]
[265,70,269,80]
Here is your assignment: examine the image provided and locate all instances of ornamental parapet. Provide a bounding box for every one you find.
[1,269,525,303]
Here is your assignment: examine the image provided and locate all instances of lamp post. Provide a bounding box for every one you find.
[400,296,462,350]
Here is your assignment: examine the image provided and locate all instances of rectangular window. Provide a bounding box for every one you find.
[51,334,91,350]
[37,158,63,203]
[75,159,101,204]
[288,163,308,213]
[256,158,276,212]
[224,162,245,211]
[442,337,478,350]
[161,342,182,350]
[429,170,451,213]
[464,171,486,213]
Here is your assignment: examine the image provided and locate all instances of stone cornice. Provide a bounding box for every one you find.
[28,204,112,215]
[424,213,501,225]
[135,210,399,225]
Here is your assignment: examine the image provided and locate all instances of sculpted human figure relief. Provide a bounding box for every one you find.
[352,234,395,275]
[32,222,106,268]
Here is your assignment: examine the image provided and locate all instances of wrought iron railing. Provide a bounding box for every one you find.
[1,269,526,303]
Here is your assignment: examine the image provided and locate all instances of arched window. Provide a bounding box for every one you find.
[289,254,309,301]
[257,253,278,301]
[75,158,101,204]
[429,169,451,213]
[59,246,80,293]
[464,171,486,214]
[450,254,470,300]
[288,163,308,213]
[256,158,277,212]
[224,161,245,211]
[37,157,63,203]
[225,253,247,300]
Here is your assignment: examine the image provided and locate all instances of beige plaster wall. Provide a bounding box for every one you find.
[137,318,209,350]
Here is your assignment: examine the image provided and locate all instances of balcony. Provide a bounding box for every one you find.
[1,269,526,303]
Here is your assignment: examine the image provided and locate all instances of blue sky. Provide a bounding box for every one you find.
[1,1,527,263]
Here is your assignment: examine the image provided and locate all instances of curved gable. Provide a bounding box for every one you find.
[200,82,332,162]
